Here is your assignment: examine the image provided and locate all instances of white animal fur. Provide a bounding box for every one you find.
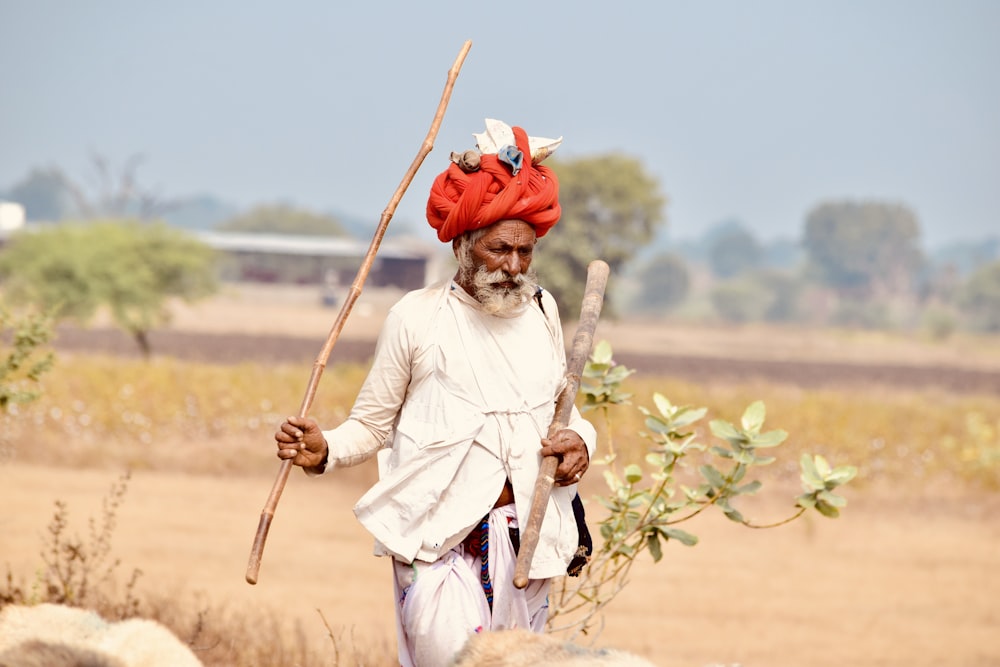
[0,604,202,667]
[450,628,657,666]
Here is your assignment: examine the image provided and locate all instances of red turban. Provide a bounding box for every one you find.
[426,126,561,243]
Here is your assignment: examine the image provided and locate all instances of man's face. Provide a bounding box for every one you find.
[467,219,537,279]
[455,219,539,315]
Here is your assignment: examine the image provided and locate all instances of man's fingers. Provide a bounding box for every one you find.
[555,460,584,481]
[540,441,577,458]
[287,416,315,432]
[541,430,588,485]
[555,469,583,486]
[542,431,586,453]
[278,443,320,465]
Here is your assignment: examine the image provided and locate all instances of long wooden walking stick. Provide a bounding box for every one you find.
[513,259,610,589]
[246,40,473,585]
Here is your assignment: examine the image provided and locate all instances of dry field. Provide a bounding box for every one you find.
[4,283,1000,666]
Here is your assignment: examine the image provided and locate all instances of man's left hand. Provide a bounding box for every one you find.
[540,429,589,486]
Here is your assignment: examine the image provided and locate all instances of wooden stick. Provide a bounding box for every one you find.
[246,40,473,585]
[513,259,610,589]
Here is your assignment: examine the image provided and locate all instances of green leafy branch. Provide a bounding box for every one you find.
[579,339,634,462]
[0,303,55,412]
[546,341,856,638]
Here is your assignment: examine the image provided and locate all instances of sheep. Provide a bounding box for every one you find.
[0,603,202,667]
[449,628,658,666]
[0,639,126,667]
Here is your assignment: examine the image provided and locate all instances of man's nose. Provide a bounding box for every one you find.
[501,252,521,275]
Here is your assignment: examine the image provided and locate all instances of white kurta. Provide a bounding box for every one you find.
[317,279,597,579]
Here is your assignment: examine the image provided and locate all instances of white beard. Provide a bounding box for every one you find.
[457,254,538,316]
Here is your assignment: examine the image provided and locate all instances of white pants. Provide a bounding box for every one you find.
[391,504,551,667]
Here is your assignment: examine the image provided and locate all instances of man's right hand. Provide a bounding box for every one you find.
[275,416,329,471]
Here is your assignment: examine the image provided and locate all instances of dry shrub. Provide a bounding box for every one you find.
[4,353,998,489]
[0,354,370,476]
[0,471,395,667]
[142,594,396,667]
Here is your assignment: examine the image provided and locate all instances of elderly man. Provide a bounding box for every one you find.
[275,120,596,667]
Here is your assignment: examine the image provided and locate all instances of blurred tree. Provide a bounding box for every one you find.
[216,203,348,236]
[5,167,79,222]
[803,201,924,300]
[704,269,803,325]
[5,154,172,222]
[829,300,890,330]
[0,221,218,356]
[162,194,238,231]
[708,224,762,278]
[761,237,803,269]
[538,154,666,318]
[709,281,773,324]
[930,237,1000,277]
[958,260,1000,332]
[633,252,690,314]
[77,153,170,220]
[749,268,802,322]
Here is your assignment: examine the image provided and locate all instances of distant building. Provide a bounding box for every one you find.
[195,231,439,291]
[0,201,26,231]
[0,223,444,292]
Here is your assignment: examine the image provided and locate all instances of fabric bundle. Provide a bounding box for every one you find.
[426,119,563,242]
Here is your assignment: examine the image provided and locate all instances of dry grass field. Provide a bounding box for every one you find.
[3,283,1000,666]
[4,466,997,667]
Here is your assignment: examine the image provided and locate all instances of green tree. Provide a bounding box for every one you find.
[958,260,1000,332]
[538,155,666,318]
[803,201,924,299]
[216,203,348,236]
[0,221,218,356]
[708,224,762,278]
[633,252,690,314]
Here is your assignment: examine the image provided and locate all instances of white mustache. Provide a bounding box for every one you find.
[468,265,538,315]
[478,268,525,286]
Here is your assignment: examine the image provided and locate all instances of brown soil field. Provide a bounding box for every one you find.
[5,284,1000,666]
[4,468,999,667]
[51,283,1000,394]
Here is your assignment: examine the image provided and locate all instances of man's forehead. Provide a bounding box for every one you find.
[479,219,537,244]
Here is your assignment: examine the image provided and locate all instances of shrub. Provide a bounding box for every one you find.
[547,341,856,638]
[0,303,54,412]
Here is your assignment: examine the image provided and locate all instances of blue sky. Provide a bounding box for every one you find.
[1,1,997,247]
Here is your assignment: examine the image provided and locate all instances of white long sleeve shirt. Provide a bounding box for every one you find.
[316,279,597,579]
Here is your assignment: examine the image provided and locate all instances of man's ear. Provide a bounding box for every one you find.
[452,238,460,257]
